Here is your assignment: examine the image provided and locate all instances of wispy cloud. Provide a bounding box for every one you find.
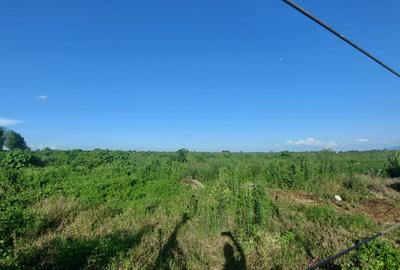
[286,137,337,148]
[35,95,48,101]
[354,138,369,143]
[0,117,23,127]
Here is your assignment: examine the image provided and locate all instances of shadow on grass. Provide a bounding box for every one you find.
[18,225,153,270]
[152,213,191,270]
[221,231,246,270]
[321,262,342,270]
[388,182,400,192]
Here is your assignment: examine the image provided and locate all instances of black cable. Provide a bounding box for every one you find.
[307,222,400,270]
[282,0,400,78]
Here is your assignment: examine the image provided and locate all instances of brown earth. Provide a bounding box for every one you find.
[358,199,400,224]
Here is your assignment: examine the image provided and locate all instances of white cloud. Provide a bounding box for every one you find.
[35,95,48,101]
[354,138,369,143]
[0,117,23,127]
[286,137,337,148]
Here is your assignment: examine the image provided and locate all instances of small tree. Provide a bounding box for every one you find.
[0,127,5,150]
[176,148,189,162]
[4,130,28,150]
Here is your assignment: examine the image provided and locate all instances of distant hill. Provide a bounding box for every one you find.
[385,146,400,151]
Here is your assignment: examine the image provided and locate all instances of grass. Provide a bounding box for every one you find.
[0,149,399,269]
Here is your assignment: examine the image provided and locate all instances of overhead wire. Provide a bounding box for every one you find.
[282,0,400,78]
[307,222,400,270]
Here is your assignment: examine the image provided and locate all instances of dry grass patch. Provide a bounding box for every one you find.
[267,188,320,206]
[27,196,82,237]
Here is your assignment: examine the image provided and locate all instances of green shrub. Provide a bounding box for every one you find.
[0,151,43,169]
[386,152,400,178]
[0,205,31,266]
[176,148,189,163]
[347,240,400,270]
[90,150,115,166]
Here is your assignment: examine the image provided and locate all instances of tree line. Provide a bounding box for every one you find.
[0,127,28,150]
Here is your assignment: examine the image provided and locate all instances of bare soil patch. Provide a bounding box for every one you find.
[358,199,400,224]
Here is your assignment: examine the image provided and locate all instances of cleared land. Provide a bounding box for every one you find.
[1,150,400,269]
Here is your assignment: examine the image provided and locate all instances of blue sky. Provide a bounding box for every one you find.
[1,0,399,151]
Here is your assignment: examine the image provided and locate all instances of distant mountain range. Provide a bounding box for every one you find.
[385,146,400,151]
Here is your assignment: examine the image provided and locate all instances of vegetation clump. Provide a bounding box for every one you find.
[0,150,43,169]
[0,129,28,151]
[176,148,190,162]
[387,152,400,178]
[348,240,400,270]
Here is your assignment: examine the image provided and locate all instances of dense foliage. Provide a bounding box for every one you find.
[0,151,43,169]
[0,128,28,151]
[387,152,400,178]
[3,130,28,150]
[0,149,399,269]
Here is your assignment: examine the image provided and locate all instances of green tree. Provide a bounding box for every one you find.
[4,130,28,150]
[176,148,189,162]
[0,126,5,150]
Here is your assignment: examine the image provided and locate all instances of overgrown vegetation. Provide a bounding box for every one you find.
[348,240,400,270]
[387,152,400,178]
[0,149,399,269]
[0,150,43,169]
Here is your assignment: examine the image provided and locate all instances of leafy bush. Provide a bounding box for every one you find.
[386,152,400,178]
[0,151,43,169]
[90,150,115,166]
[348,240,400,270]
[176,148,189,162]
[0,205,30,265]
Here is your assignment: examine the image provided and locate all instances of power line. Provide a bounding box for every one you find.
[307,222,400,270]
[282,0,400,78]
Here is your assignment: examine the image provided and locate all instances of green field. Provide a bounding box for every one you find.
[1,149,400,269]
